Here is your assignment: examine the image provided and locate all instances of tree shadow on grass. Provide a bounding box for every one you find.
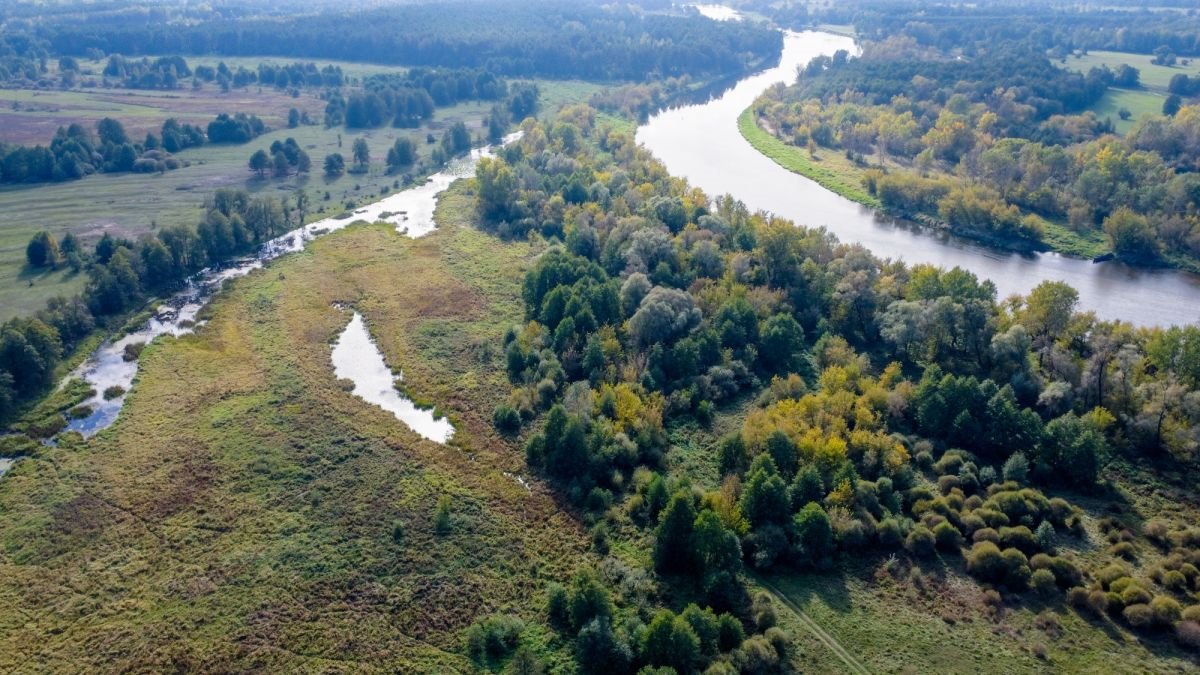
[759,565,854,616]
[16,262,78,285]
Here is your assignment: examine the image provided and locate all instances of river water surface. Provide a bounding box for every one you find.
[638,17,1200,327]
[60,139,513,439]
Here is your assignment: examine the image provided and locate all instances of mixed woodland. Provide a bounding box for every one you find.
[750,3,1200,268]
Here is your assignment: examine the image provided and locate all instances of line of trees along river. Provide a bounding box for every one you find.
[636,27,1200,328]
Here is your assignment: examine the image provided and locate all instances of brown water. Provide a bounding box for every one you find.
[637,24,1200,327]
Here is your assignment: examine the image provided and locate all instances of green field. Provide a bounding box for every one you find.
[1066,50,1200,93]
[0,79,601,322]
[0,86,328,146]
[1088,87,1169,134]
[1063,50,1198,133]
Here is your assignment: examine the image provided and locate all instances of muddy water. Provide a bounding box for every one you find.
[331,312,454,443]
[61,135,517,438]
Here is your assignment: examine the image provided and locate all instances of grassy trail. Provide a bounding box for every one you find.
[758,578,872,675]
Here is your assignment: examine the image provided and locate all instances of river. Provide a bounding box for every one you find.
[639,14,1200,327]
[58,137,516,439]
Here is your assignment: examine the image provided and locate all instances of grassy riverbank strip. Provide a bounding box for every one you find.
[738,107,880,208]
[739,106,1182,268]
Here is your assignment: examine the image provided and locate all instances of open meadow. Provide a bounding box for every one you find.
[1064,50,1200,133]
[0,183,592,671]
[0,79,601,321]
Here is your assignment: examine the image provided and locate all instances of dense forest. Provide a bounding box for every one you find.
[752,28,1200,265]
[18,1,781,83]
[746,0,1200,57]
[465,111,1200,670]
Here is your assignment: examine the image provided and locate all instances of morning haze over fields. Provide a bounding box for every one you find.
[1,1,1200,672]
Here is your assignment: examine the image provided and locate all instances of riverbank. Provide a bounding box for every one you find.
[737,107,880,208]
[737,106,1159,268]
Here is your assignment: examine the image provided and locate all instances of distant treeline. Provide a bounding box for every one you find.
[796,45,1111,135]
[101,54,346,91]
[0,113,267,184]
[786,0,1200,56]
[33,1,782,81]
[325,68,509,128]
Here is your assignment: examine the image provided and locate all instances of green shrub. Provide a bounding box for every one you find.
[1000,525,1038,554]
[1121,584,1152,607]
[1001,547,1031,590]
[906,525,937,558]
[1002,452,1029,483]
[1110,577,1135,594]
[1123,603,1154,629]
[434,494,453,535]
[717,612,746,652]
[752,592,777,630]
[934,450,965,475]
[1047,498,1073,526]
[1151,596,1183,626]
[1066,586,1089,608]
[959,513,986,536]
[1183,605,1200,623]
[546,583,570,628]
[465,614,524,663]
[569,569,614,631]
[1098,563,1130,589]
[933,521,964,551]
[1163,570,1188,592]
[1109,541,1137,560]
[1031,569,1057,597]
[974,508,1010,528]
[1035,521,1056,553]
[1106,592,1125,616]
[493,404,521,433]
[966,541,1005,582]
[877,517,904,548]
[1048,557,1083,588]
[973,527,1000,544]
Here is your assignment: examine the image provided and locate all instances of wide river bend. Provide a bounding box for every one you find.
[637,23,1200,328]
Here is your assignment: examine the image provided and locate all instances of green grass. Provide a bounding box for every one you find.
[760,562,1197,674]
[0,181,588,671]
[738,106,881,208]
[1065,50,1200,93]
[0,79,598,322]
[1062,50,1195,133]
[1037,216,1110,260]
[1088,87,1167,134]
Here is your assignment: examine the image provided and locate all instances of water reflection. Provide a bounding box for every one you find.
[331,312,454,443]
[62,135,517,437]
[636,28,1200,327]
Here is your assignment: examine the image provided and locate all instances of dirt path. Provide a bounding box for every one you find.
[758,578,872,675]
